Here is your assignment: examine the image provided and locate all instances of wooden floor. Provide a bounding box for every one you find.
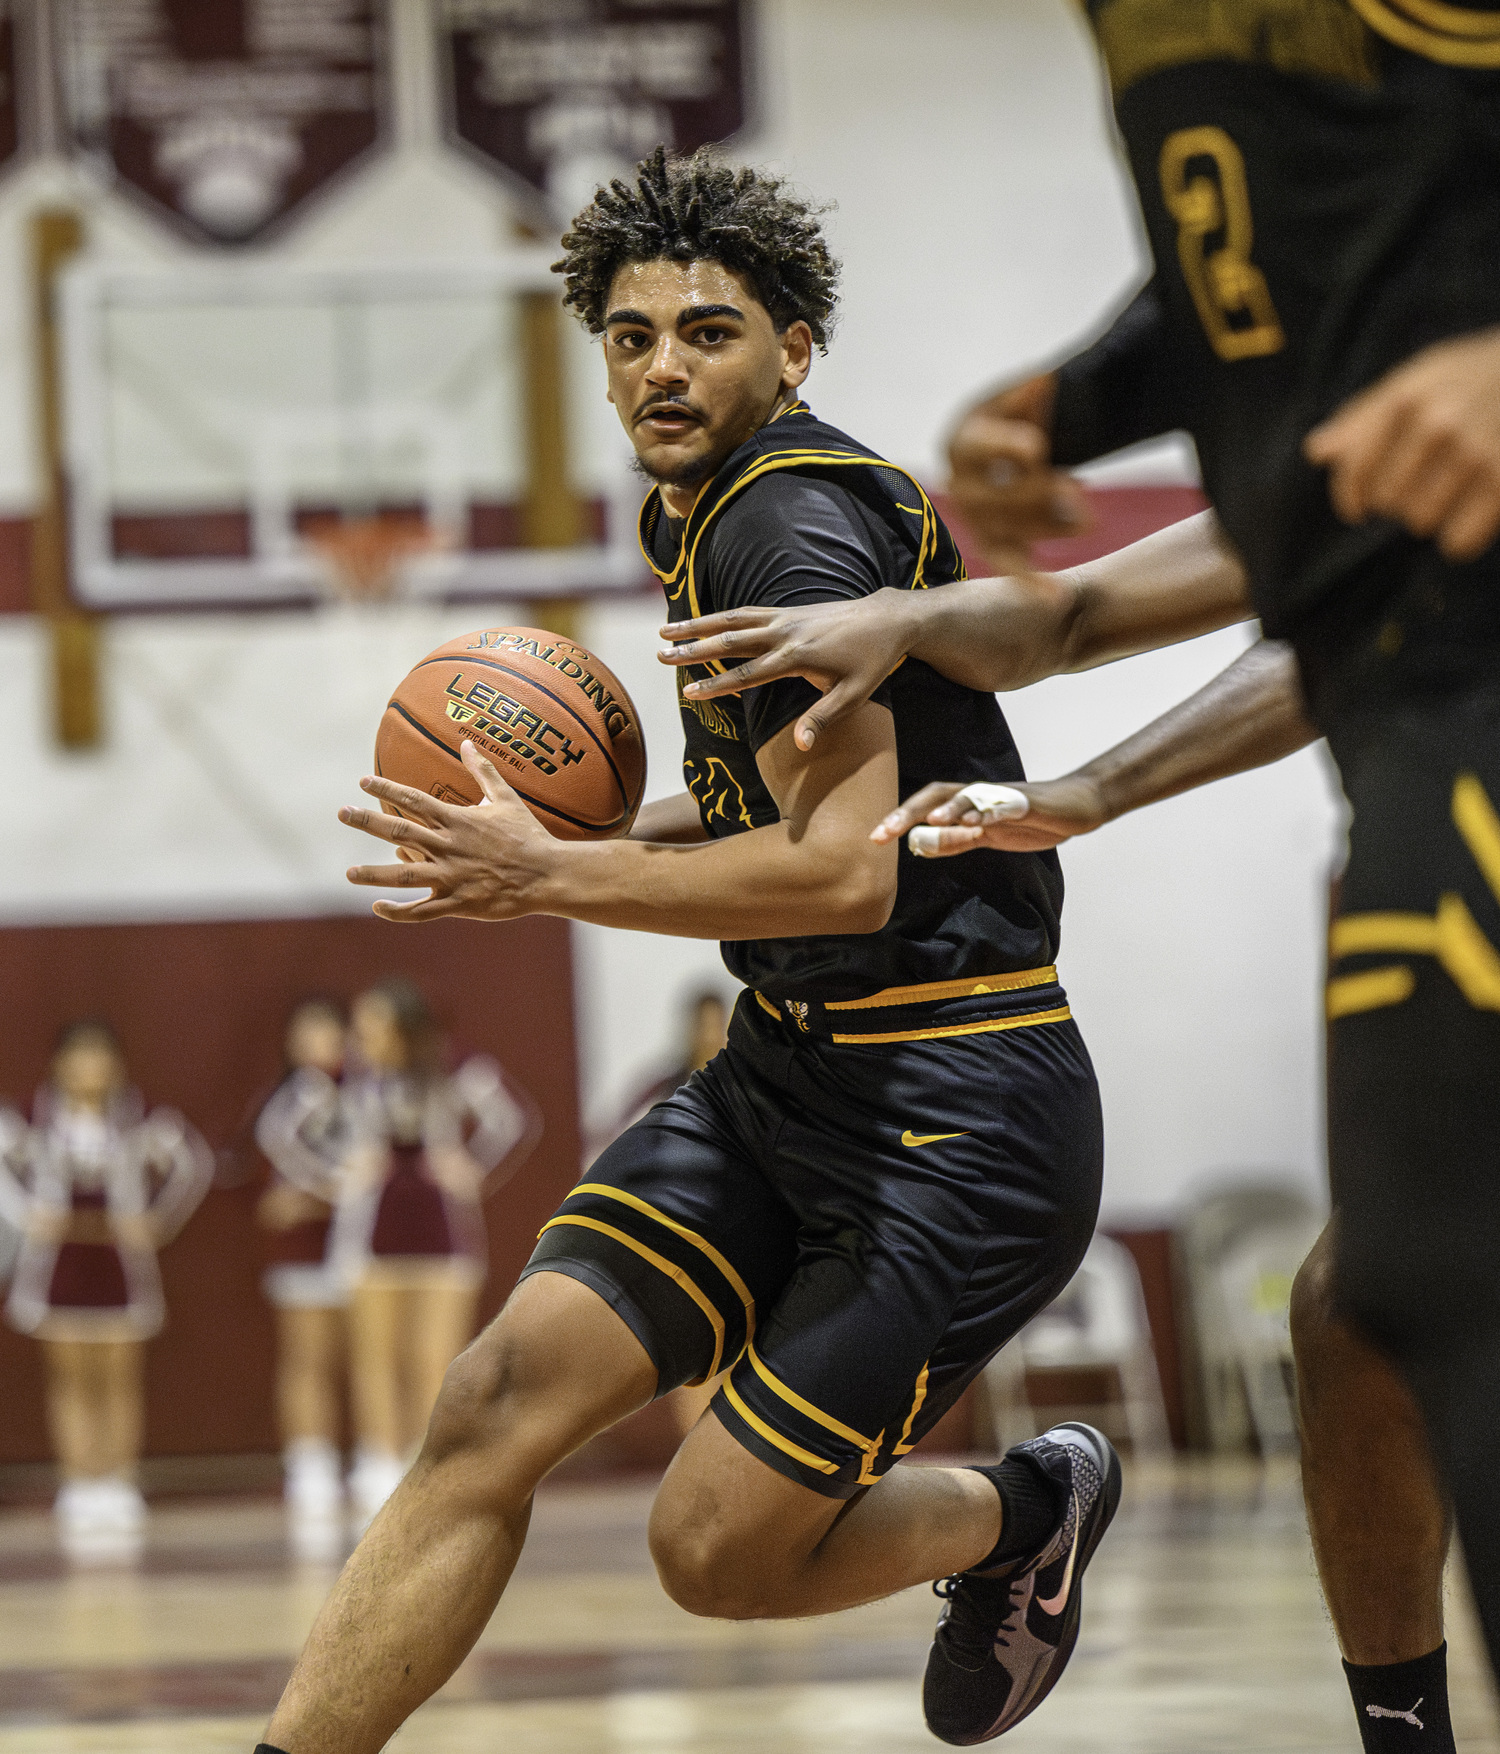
[0,1457,1495,1752]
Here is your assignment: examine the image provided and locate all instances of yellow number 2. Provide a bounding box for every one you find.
[1159,126,1286,363]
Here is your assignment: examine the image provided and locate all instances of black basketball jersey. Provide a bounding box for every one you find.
[640,404,1063,1001]
[1079,0,1500,670]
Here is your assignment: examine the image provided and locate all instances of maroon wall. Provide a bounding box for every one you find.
[0,914,581,1464]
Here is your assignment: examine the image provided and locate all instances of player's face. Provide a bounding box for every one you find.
[603,258,811,509]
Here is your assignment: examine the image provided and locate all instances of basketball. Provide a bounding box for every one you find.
[375,627,647,840]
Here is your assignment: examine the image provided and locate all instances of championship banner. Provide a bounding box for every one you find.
[440,0,747,217]
[58,0,389,245]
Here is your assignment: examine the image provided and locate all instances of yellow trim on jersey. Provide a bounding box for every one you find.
[1327,965,1417,1019]
[824,966,1059,1011]
[1330,912,1438,957]
[891,1361,930,1457]
[830,1004,1072,1046]
[720,1377,839,1475]
[569,1182,756,1349]
[755,991,781,1020]
[1347,0,1500,63]
[537,1214,726,1380]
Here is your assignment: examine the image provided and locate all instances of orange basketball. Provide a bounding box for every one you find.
[376,627,647,840]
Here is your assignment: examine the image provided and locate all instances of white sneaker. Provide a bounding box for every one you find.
[94,1475,146,1532]
[55,1476,144,1560]
[348,1450,404,1525]
[284,1440,343,1518]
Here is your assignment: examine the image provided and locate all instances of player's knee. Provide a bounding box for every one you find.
[1288,1224,1338,1378]
[419,1323,559,1487]
[649,1500,788,1620]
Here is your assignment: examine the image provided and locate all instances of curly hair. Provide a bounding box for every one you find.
[553,146,840,350]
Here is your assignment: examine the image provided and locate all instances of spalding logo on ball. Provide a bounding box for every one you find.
[376,627,647,840]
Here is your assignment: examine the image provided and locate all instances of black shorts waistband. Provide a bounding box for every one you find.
[750,966,1070,1044]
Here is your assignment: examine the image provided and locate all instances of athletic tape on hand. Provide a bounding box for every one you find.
[908,784,1030,859]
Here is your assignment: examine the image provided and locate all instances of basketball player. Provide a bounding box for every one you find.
[656,13,1500,1746]
[255,149,1188,1754]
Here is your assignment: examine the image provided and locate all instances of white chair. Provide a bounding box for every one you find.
[1216,1215,1326,1453]
[981,1234,1170,1455]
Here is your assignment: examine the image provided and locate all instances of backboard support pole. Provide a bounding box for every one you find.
[30,207,99,749]
[521,287,583,643]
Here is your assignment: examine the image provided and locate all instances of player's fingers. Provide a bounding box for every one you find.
[345,860,442,888]
[680,650,798,699]
[658,606,776,644]
[1378,450,1474,539]
[1437,473,1500,561]
[358,774,455,823]
[871,782,968,843]
[908,823,986,859]
[950,413,1049,474]
[337,803,445,850]
[928,782,1032,827]
[792,672,882,751]
[1305,397,1407,523]
[371,895,463,923]
[460,739,516,805]
[1362,422,1457,528]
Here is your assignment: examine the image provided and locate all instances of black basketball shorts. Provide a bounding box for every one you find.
[1323,682,1500,1354]
[520,970,1103,1498]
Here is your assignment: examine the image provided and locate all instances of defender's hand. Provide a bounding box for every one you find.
[872,775,1108,857]
[1305,326,1500,562]
[340,741,558,922]
[658,589,921,751]
[948,374,1089,573]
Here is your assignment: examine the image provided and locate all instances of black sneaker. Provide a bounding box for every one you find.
[923,1422,1121,1745]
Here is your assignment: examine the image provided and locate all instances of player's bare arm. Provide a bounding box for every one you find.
[628,791,709,843]
[339,702,898,938]
[1305,325,1500,563]
[657,508,1251,749]
[871,639,1313,858]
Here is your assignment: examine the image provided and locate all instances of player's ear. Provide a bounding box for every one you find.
[780,320,813,391]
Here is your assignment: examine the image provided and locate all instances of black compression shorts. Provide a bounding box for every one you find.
[521,975,1102,1498]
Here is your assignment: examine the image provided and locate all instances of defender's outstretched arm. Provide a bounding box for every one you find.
[657,510,1250,750]
[870,639,1314,858]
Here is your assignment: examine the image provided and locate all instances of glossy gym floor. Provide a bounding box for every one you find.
[0,1458,1495,1754]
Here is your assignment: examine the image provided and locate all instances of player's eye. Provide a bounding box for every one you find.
[693,326,731,345]
[611,331,651,351]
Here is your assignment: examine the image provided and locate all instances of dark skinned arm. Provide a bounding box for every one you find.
[657,509,1251,750]
[338,702,899,940]
[869,640,1315,858]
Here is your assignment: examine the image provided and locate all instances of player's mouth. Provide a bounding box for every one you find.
[636,399,703,439]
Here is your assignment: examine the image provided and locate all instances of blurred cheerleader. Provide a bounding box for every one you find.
[335,979,540,1520]
[0,1022,211,1543]
[253,998,350,1519]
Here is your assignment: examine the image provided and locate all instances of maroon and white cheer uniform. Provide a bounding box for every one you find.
[254,1066,349,1310]
[0,1087,212,1341]
[331,1058,535,1292]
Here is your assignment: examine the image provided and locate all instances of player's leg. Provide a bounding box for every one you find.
[1325,691,1500,1697]
[1291,1223,1449,1661]
[1291,1225,1456,1753]
[650,1410,1004,1617]
[262,1269,656,1754]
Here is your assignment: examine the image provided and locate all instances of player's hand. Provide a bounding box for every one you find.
[658,588,923,751]
[339,741,558,922]
[1304,325,1500,562]
[871,775,1108,857]
[947,374,1090,572]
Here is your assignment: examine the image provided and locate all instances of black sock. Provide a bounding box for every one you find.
[254,1745,292,1753]
[1344,1643,1455,1754]
[966,1453,1066,1573]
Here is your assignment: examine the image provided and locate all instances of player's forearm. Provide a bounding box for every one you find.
[1074,640,1316,824]
[533,824,894,940]
[629,791,709,843]
[903,512,1251,693]
[1059,510,1253,675]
